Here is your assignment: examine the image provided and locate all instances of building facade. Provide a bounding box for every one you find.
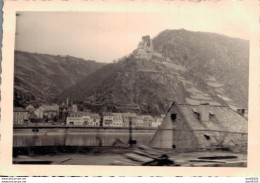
[102,112,113,127]
[66,117,84,125]
[112,113,123,127]
[14,107,29,124]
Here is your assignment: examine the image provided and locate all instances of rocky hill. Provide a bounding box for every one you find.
[14,51,105,107]
[58,29,249,115]
[152,29,249,110]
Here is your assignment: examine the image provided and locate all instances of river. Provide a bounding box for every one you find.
[13,128,157,147]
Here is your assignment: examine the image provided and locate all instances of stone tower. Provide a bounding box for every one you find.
[135,35,153,60]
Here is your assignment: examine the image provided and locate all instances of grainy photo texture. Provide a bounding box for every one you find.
[13,11,249,167]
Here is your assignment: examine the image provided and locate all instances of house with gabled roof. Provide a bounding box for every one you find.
[150,102,247,152]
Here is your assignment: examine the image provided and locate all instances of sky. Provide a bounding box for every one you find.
[14,1,258,63]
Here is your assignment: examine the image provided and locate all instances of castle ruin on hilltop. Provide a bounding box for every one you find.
[134,35,153,60]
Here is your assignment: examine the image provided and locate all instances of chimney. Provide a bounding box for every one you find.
[199,103,210,122]
[237,109,245,116]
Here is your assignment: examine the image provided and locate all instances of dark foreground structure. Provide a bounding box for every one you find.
[150,102,247,153]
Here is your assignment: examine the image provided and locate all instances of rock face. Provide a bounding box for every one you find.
[14,51,105,107]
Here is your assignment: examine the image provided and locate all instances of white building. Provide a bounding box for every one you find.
[34,107,44,118]
[66,117,84,125]
[135,116,144,127]
[102,112,113,127]
[89,113,101,126]
[152,117,163,128]
[82,114,101,126]
[112,113,123,127]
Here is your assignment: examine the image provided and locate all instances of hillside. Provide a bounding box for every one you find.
[58,58,187,114]
[152,29,249,109]
[14,51,105,107]
[58,29,249,115]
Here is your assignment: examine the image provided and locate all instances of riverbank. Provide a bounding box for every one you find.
[14,124,158,130]
[13,149,247,167]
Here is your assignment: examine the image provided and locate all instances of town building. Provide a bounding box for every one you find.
[13,107,29,124]
[112,113,123,127]
[71,104,78,112]
[122,113,137,127]
[150,102,248,153]
[25,104,35,113]
[66,117,84,125]
[135,116,144,127]
[88,113,101,126]
[82,115,91,126]
[34,104,59,119]
[68,111,90,117]
[102,112,113,127]
[142,115,153,128]
[152,117,163,128]
[82,113,100,126]
[34,106,44,119]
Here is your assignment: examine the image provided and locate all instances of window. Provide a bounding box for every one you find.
[171,113,177,122]
[204,134,210,140]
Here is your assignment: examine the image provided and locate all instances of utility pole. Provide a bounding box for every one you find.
[129,117,133,147]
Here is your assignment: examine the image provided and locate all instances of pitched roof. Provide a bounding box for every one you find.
[14,107,27,112]
[89,113,101,118]
[177,104,247,133]
[150,102,247,150]
[40,104,59,111]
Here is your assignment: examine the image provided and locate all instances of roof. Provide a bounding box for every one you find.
[40,104,59,111]
[69,111,90,116]
[102,112,113,116]
[122,113,137,117]
[89,113,101,118]
[14,107,27,112]
[150,102,248,150]
[176,104,247,133]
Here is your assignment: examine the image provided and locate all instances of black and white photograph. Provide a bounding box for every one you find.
[9,1,256,169]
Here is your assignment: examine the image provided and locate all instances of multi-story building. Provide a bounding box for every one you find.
[89,113,101,126]
[142,115,153,128]
[87,113,101,126]
[82,115,91,125]
[66,117,84,125]
[14,107,29,124]
[135,116,144,127]
[34,104,59,120]
[112,113,123,127]
[102,112,113,127]
[68,111,90,117]
[122,113,137,127]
